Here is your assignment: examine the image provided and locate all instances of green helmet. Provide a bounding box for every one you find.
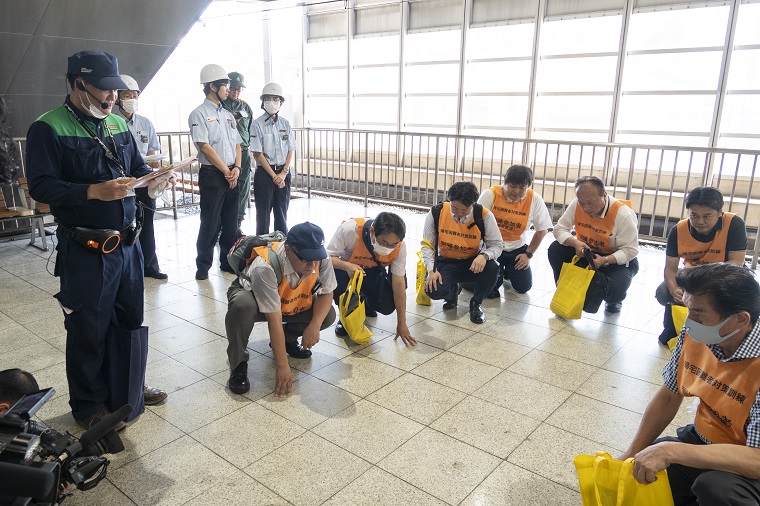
[228,72,245,88]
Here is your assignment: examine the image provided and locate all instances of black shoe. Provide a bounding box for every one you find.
[220,263,235,274]
[143,385,168,405]
[75,408,126,432]
[195,270,208,280]
[658,329,673,346]
[605,302,622,313]
[365,306,377,318]
[228,362,250,394]
[486,289,501,299]
[469,300,486,324]
[443,301,457,310]
[145,270,168,280]
[285,341,312,359]
[335,322,348,337]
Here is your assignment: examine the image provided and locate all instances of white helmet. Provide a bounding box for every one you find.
[200,64,229,84]
[120,74,140,92]
[261,82,285,103]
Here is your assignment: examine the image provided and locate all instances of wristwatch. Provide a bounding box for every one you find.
[231,165,240,170]
[525,251,533,259]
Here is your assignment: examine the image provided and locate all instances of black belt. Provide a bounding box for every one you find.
[58,221,133,236]
[200,164,236,170]
[258,164,285,174]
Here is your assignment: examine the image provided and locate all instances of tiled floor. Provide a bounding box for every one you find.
[0,196,686,505]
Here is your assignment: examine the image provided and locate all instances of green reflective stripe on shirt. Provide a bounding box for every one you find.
[38,106,129,138]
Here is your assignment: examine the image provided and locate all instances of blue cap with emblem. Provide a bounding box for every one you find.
[286,222,327,261]
[67,51,128,91]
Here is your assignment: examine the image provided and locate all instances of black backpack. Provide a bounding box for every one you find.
[227,231,286,284]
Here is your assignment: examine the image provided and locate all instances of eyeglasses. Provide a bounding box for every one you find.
[230,86,243,92]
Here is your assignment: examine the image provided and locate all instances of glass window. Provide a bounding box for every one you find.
[462,96,529,129]
[540,16,622,55]
[615,133,709,148]
[405,30,462,62]
[617,95,715,133]
[465,60,532,93]
[404,96,459,128]
[307,97,347,126]
[627,6,729,51]
[353,34,400,65]
[533,95,613,130]
[353,66,400,94]
[306,68,348,94]
[467,24,535,59]
[538,56,618,93]
[305,39,348,67]
[720,95,760,136]
[352,96,399,124]
[623,52,723,91]
[726,50,760,91]
[733,2,760,46]
[405,64,460,94]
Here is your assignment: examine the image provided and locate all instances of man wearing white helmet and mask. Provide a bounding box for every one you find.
[188,64,242,280]
[250,83,297,235]
[115,74,168,280]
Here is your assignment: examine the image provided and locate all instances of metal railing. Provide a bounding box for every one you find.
[12,128,760,266]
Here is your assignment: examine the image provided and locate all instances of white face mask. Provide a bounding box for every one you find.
[372,239,395,256]
[684,315,740,345]
[263,100,280,115]
[120,98,138,114]
[81,93,108,119]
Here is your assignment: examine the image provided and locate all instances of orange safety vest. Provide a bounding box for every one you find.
[574,198,625,255]
[437,202,489,260]
[490,186,533,242]
[676,213,735,267]
[346,217,401,268]
[677,333,760,445]
[256,242,318,316]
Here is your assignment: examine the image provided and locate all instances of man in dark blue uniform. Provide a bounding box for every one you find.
[25,51,168,430]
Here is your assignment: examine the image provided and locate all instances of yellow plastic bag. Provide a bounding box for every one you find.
[415,239,435,306]
[574,452,674,506]
[668,305,689,351]
[550,256,595,320]
[339,269,373,344]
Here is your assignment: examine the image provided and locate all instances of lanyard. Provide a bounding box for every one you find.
[64,103,127,178]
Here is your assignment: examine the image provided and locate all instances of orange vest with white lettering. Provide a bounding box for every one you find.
[346,217,401,268]
[490,186,533,242]
[438,202,488,260]
[676,213,735,267]
[574,199,625,255]
[677,333,760,445]
[256,242,318,316]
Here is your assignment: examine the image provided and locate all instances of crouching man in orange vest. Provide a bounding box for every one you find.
[621,263,760,506]
[548,175,640,313]
[224,222,337,396]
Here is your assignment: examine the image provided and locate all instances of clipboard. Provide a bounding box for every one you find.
[130,157,196,188]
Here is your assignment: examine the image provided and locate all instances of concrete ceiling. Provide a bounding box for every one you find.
[1,0,212,137]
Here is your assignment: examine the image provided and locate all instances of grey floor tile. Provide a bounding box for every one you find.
[474,370,572,421]
[407,318,477,350]
[322,467,447,506]
[431,396,541,459]
[171,337,231,377]
[461,461,581,506]
[184,472,292,505]
[448,332,533,369]
[312,399,424,463]
[479,316,560,347]
[191,402,306,469]
[536,330,622,367]
[357,334,443,371]
[507,349,598,391]
[244,432,371,506]
[0,341,65,372]
[148,321,221,356]
[144,356,206,394]
[312,354,406,397]
[603,345,670,385]
[58,478,137,506]
[379,428,501,505]
[412,351,502,394]
[576,369,662,414]
[366,373,467,425]
[108,409,185,470]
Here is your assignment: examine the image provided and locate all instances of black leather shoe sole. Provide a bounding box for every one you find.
[285,342,312,359]
[443,302,457,310]
[145,271,169,280]
[228,375,250,394]
[469,304,486,324]
[335,323,348,337]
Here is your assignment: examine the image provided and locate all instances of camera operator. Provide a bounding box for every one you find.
[0,369,40,415]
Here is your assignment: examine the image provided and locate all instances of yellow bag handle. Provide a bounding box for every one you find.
[350,267,364,295]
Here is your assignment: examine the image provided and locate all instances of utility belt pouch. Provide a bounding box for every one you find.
[70,226,121,254]
[122,223,141,247]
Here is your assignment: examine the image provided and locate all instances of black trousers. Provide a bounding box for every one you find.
[135,187,160,275]
[655,425,760,506]
[196,166,240,273]
[547,241,639,305]
[655,280,682,341]
[426,256,499,306]
[332,267,398,315]
[254,168,291,235]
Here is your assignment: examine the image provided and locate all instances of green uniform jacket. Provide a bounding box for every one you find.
[222,98,254,148]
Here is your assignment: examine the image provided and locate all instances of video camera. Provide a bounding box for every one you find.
[0,388,130,505]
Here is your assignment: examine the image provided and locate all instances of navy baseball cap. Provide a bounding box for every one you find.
[67,51,128,91]
[286,222,327,262]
